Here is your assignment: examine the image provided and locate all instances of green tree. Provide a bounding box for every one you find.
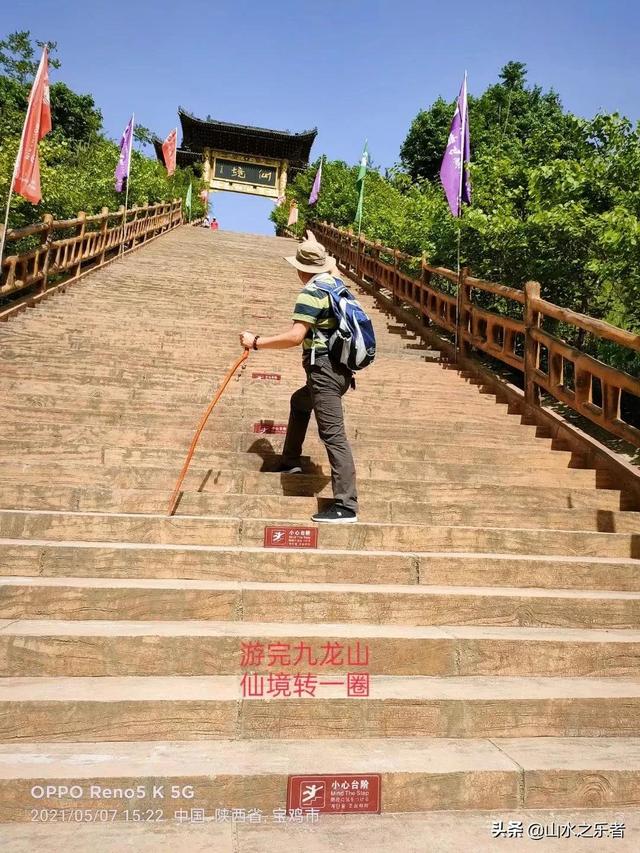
[49,82,103,143]
[0,31,102,146]
[0,30,60,83]
[400,62,587,183]
[399,98,454,183]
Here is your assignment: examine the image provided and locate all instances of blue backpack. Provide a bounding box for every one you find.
[313,277,376,371]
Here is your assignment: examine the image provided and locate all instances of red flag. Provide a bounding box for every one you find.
[162,128,177,176]
[14,46,52,204]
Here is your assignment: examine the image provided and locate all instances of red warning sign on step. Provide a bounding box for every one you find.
[252,372,281,381]
[253,420,287,434]
[264,526,318,549]
[287,775,381,814]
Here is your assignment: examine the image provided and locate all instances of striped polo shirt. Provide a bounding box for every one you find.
[292,273,338,361]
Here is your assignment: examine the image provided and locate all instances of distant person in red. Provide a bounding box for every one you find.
[210,217,219,231]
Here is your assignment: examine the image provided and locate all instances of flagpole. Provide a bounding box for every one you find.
[454,73,468,363]
[454,217,462,360]
[121,113,134,255]
[357,171,365,237]
[0,166,17,275]
[359,143,366,237]
[357,140,367,237]
[0,58,37,273]
[457,73,467,216]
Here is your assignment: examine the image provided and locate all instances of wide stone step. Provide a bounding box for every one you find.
[0,365,491,399]
[0,414,553,451]
[2,328,431,351]
[0,509,633,556]
[1,405,522,437]
[3,576,639,628]
[1,620,638,676]
[0,405,548,441]
[0,375,511,407]
[4,317,431,339]
[0,363,482,390]
[0,737,637,820]
[0,460,598,492]
[0,368,521,397]
[1,342,430,361]
[0,337,436,362]
[0,349,442,371]
[2,540,638,591]
[0,394,531,429]
[170,493,640,531]
[0,477,627,512]
[231,471,619,504]
[0,444,580,478]
[0,431,566,467]
[1,485,635,530]
[3,676,640,742]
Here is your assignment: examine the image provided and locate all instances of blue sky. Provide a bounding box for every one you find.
[6,0,640,233]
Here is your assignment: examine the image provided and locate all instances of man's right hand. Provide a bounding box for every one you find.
[239,330,256,349]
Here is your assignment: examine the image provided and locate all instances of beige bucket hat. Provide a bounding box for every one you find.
[285,239,335,274]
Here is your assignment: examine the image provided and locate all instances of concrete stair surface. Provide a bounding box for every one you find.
[0,227,639,847]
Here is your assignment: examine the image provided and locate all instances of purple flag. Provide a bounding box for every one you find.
[439,73,471,217]
[308,157,323,205]
[114,115,134,192]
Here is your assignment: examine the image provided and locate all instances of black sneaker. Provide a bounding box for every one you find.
[311,503,358,524]
[271,461,303,474]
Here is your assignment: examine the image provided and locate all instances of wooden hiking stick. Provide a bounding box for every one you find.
[166,349,250,516]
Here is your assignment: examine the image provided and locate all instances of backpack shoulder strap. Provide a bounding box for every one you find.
[314,276,347,297]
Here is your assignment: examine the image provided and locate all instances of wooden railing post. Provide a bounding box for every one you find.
[135,204,145,246]
[74,212,86,278]
[118,205,126,253]
[356,234,365,280]
[130,205,139,248]
[392,249,401,306]
[40,214,54,292]
[373,241,382,292]
[98,208,109,265]
[456,266,471,358]
[420,255,430,325]
[524,280,542,406]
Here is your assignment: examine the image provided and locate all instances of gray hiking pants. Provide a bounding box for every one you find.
[281,356,358,512]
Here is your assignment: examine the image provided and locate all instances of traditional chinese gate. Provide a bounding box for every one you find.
[155,109,317,200]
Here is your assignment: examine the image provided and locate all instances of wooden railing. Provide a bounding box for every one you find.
[0,199,183,316]
[313,222,640,448]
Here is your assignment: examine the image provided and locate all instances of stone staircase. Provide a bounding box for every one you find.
[0,227,639,848]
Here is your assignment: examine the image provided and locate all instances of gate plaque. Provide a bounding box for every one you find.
[287,774,381,813]
[214,158,277,188]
